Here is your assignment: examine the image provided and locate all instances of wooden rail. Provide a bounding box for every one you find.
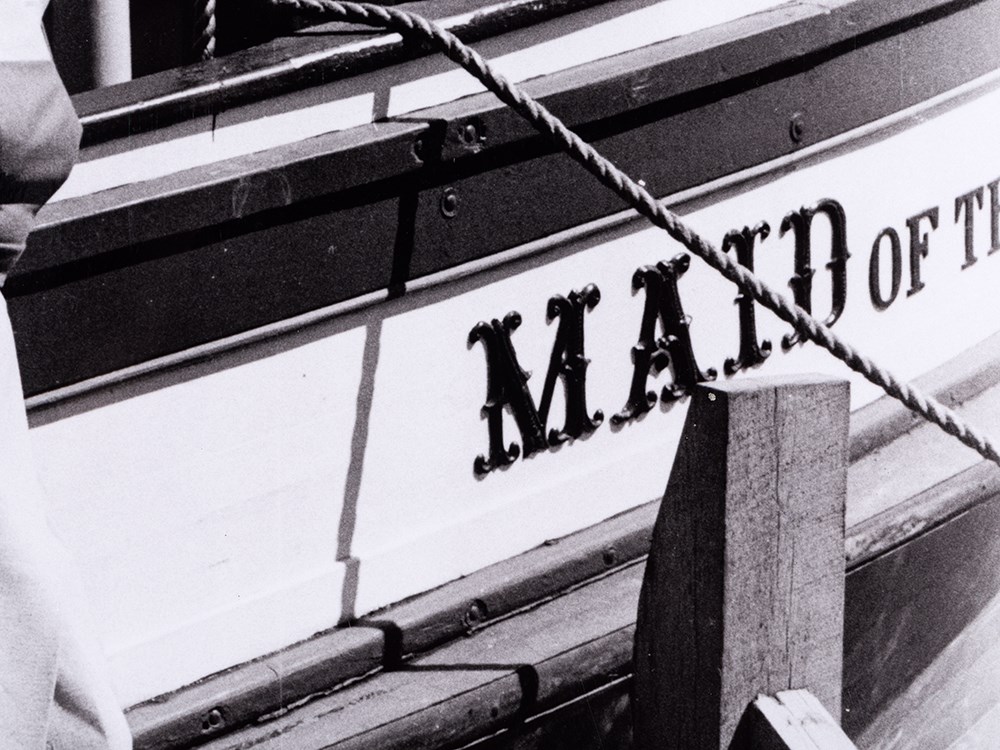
[730,691,857,750]
[633,375,857,749]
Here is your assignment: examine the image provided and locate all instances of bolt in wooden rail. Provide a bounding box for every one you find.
[633,375,854,750]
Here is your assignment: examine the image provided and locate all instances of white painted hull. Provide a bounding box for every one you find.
[28,63,1000,706]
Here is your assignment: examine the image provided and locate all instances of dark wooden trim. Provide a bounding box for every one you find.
[459,675,633,750]
[124,328,1000,747]
[126,502,658,748]
[70,0,981,148]
[850,581,1000,749]
[847,460,1000,568]
[128,467,1000,749]
[49,0,995,265]
[193,564,644,750]
[13,0,1000,396]
[73,0,625,147]
[18,121,429,278]
[842,490,1000,738]
[397,0,992,153]
[848,331,1000,463]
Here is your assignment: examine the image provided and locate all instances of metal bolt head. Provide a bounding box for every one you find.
[789,113,806,143]
[440,187,460,218]
[202,708,226,733]
[462,599,489,633]
[461,122,479,144]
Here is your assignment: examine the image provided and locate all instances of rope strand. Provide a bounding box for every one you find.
[193,0,217,62]
[270,0,1000,467]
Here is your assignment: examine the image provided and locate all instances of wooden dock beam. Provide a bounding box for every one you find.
[633,375,850,750]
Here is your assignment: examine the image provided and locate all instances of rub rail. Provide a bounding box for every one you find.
[269,0,1000,469]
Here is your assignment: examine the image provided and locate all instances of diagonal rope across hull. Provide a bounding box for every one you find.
[271,0,1000,468]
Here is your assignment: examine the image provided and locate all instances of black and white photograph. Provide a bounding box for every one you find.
[2,0,999,747]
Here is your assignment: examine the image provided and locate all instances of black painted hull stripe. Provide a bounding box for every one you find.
[25,66,1000,419]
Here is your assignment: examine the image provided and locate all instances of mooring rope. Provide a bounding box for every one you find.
[193,0,217,62]
[269,0,1000,467]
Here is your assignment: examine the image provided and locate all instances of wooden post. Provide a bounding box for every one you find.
[632,375,850,750]
[728,690,859,750]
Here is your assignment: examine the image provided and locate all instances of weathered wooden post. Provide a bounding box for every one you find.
[632,375,851,750]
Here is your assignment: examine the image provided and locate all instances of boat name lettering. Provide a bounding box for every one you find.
[469,285,603,476]
[610,254,716,427]
[471,184,1000,474]
[723,222,772,374]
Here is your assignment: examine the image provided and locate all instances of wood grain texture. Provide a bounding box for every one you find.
[71,0,973,146]
[126,502,657,749]
[15,0,1000,396]
[728,691,857,750]
[854,584,1000,749]
[134,462,1000,749]
[843,491,1000,739]
[632,376,849,750]
[846,459,1000,567]
[462,677,633,750]
[194,561,644,749]
[74,0,627,145]
[848,330,1000,463]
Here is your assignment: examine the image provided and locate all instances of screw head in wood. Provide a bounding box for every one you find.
[440,187,460,218]
[789,112,806,143]
[201,707,226,733]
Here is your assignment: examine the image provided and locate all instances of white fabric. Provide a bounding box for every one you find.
[0,6,130,743]
[0,1,50,61]
[0,302,131,748]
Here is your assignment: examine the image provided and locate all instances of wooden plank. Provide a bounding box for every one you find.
[74,0,623,144]
[65,0,767,201]
[126,502,657,749]
[71,0,968,147]
[842,490,1000,737]
[728,691,858,750]
[123,449,1000,749]
[845,382,1000,534]
[893,590,1000,749]
[194,561,645,749]
[850,548,1000,749]
[632,376,849,750]
[847,458,1000,567]
[24,121,430,276]
[13,0,1000,396]
[459,677,633,750]
[848,330,1000,462]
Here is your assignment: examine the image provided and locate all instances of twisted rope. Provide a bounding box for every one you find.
[193,0,217,62]
[271,0,1000,467]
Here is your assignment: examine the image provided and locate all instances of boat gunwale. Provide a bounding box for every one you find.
[124,327,1000,746]
[74,0,975,147]
[11,0,997,401]
[23,59,1000,420]
[71,0,623,147]
[40,2,1000,743]
[48,0,986,234]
